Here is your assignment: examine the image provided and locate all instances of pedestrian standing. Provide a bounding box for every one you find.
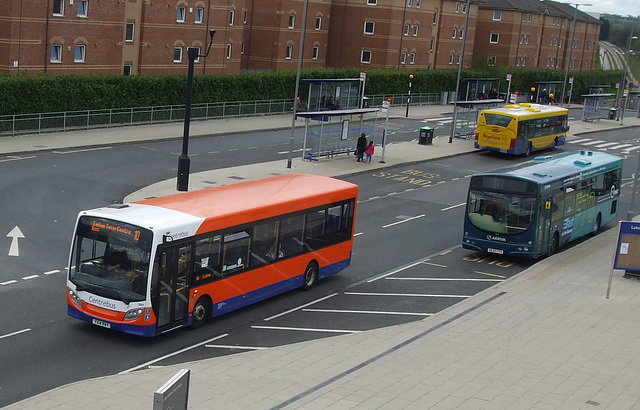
[364,140,374,163]
[356,133,367,162]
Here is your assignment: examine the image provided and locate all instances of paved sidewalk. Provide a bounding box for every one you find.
[4,105,640,409]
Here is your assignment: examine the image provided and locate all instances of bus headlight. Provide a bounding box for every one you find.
[124,308,144,321]
[68,289,82,308]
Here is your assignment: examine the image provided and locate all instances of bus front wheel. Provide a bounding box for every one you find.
[549,232,559,255]
[303,262,319,291]
[191,297,211,329]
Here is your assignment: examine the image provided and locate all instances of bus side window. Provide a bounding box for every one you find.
[194,236,222,282]
[251,221,279,266]
[552,188,564,222]
[222,230,250,274]
[279,215,304,258]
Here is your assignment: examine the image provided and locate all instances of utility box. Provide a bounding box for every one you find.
[419,127,433,145]
[609,108,617,120]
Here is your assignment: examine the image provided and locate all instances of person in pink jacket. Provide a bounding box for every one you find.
[364,141,374,163]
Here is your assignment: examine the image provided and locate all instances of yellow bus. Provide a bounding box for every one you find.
[475,103,569,156]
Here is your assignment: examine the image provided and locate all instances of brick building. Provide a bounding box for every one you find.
[0,0,600,76]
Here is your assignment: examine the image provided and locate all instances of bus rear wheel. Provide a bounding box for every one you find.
[302,261,319,291]
[191,297,211,329]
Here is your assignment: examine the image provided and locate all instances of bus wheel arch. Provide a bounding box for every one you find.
[593,213,602,235]
[302,261,319,291]
[191,296,212,329]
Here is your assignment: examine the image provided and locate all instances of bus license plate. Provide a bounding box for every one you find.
[92,319,111,329]
[487,248,504,255]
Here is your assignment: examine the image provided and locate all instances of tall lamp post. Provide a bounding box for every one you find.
[405,74,414,117]
[620,28,637,127]
[287,0,309,169]
[560,3,591,108]
[448,0,471,143]
[177,29,216,192]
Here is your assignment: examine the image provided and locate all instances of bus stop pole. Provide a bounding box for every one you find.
[380,99,390,163]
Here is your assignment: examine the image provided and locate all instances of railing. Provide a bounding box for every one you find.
[0,93,445,136]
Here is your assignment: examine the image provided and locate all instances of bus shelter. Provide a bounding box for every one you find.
[295,108,379,161]
[463,78,500,100]
[450,99,503,139]
[581,93,615,122]
[534,81,564,104]
[302,79,363,111]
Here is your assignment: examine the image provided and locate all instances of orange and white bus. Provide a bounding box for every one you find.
[66,174,358,337]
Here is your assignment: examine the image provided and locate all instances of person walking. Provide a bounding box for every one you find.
[364,140,374,163]
[356,133,367,162]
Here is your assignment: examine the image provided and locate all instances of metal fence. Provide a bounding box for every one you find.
[0,93,445,136]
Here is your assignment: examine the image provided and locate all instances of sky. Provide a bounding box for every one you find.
[585,0,640,18]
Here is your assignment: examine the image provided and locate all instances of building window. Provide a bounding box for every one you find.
[367,0,377,4]
[286,44,293,59]
[449,53,454,64]
[244,11,248,24]
[493,10,502,21]
[313,46,319,60]
[456,2,460,12]
[525,35,529,45]
[430,38,434,51]
[53,0,64,16]
[452,27,457,38]
[433,11,438,25]
[404,24,410,36]
[490,33,499,44]
[229,10,235,25]
[462,2,467,13]
[190,47,201,63]
[51,44,62,62]
[407,0,412,6]
[459,28,464,39]
[364,21,375,34]
[401,52,407,64]
[123,65,132,76]
[125,23,135,42]
[410,52,416,64]
[413,24,419,36]
[177,6,186,22]
[522,57,527,67]
[417,0,421,8]
[316,16,322,30]
[227,43,232,59]
[195,7,204,24]
[241,41,245,54]
[77,0,88,17]
[488,56,496,66]
[361,49,372,63]
[456,53,461,65]
[174,47,183,63]
[74,44,86,63]
[289,14,295,29]
[587,40,592,50]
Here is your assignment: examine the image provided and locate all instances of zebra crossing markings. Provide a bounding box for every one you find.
[567,137,640,154]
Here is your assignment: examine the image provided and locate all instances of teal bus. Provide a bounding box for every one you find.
[463,151,622,258]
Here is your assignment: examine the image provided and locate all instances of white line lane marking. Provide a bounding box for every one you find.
[441,203,466,211]
[118,333,229,374]
[263,293,338,321]
[53,146,112,154]
[580,140,606,146]
[303,308,432,316]
[345,291,471,298]
[595,142,622,148]
[204,344,270,350]
[1,280,18,286]
[367,260,424,283]
[0,328,31,340]
[386,277,503,282]
[566,138,592,144]
[382,214,425,228]
[252,325,360,334]
[354,232,364,237]
[44,270,61,275]
[0,156,37,163]
[22,275,39,280]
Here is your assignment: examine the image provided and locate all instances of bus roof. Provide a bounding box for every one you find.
[480,103,568,119]
[138,174,358,234]
[477,151,623,185]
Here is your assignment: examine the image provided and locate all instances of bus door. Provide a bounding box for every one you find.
[152,244,191,332]
[537,194,553,255]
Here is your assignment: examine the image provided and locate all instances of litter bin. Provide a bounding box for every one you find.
[419,126,433,145]
[362,97,369,108]
[609,108,617,120]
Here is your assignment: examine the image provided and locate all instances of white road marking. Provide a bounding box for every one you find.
[6,226,25,256]
[53,147,112,154]
[303,308,432,316]
[0,329,31,340]
[263,293,338,321]
[251,325,360,334]
[386,277,503,282]
[382,214,425,228]
[345,291,470,298]
[441,203,465,211]
[204,344,269,350]
[22,275,39,280]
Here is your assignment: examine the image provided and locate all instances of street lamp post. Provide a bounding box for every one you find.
[448,0,471,143]
[177,29,216,192]
[560,3,591,108]
[620,28,637,127]
[405,74,414,118]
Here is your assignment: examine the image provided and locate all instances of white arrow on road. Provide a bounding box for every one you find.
[7,226,25,257]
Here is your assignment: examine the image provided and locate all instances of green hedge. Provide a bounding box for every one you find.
[0,67,624,116]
